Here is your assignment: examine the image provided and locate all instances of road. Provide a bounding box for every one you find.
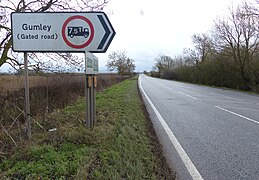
[138,74,259,180]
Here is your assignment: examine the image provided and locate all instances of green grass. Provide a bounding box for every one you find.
[0,77,174,179]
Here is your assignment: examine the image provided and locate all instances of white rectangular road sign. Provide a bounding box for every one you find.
[11,12,115,53]
[85,52,98,74]
[93,56,99,74]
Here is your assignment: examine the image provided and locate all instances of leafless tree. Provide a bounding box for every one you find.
[106,50,135,75]
[243,0,259,17]
[182,48,200,67]
[154,55,176,75]
[0,0,109,71]
[192,33,214,62]
[213,2,259,90]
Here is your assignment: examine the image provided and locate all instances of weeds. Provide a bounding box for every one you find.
[0,73,128,158]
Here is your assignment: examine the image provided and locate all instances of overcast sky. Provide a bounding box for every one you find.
[96,0,246,72]
[0,0,250,73]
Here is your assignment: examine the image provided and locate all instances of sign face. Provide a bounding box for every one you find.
[93,56,99,74]
[85,52,98,74]
[11,12,115,53]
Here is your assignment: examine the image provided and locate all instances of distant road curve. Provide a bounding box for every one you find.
[138,74,259,180]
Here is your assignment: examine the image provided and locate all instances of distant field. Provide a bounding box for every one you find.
[0,73,127,94]
[0,75,55,96]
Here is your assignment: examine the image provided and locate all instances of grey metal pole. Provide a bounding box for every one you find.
[85,75,91,128]
[24,52,31,139]
[90,75,94,128]
[85,51,90,128]
[93,75,96,125]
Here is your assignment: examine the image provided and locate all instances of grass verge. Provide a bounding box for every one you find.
[0,77,175,179]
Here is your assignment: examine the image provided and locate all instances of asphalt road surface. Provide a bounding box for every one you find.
[138,74,259,180]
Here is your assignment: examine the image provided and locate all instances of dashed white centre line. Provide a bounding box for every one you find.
[178,91,198,100]
[215,106,259,125]
[209,93,243,101]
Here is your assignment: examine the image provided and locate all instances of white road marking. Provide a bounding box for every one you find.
[191,94,210,97]
[159,81,199,100]
[171,83,185,88]
[163,86,198,100]
[215,106,259,125]
[139,77,204,180]
[177,91,198,100]
[210,93,243,101]
[218,106,259,112]
[205,99,252,104]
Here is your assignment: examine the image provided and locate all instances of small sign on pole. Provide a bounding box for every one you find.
[85,52,98,74]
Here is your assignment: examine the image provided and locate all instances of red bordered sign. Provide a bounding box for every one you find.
[62,15,94,49]
[11,12,115,53]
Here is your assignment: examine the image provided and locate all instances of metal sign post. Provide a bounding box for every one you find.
[90,75,94,127]
[85,74,89,128]
[93,75,97,125]
[85,52,98,128]
[24,52,31,139]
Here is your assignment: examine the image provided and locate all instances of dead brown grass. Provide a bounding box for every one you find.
[0,73,128,156]
[0,73,127,94]
[0,75,51,96]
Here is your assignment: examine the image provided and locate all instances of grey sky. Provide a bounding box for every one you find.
[96,0,246,72]
[0,0,250,73]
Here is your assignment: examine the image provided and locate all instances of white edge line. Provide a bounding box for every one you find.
[138,76,204,180]
[177,91,198,100]
[215,106,259,125]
